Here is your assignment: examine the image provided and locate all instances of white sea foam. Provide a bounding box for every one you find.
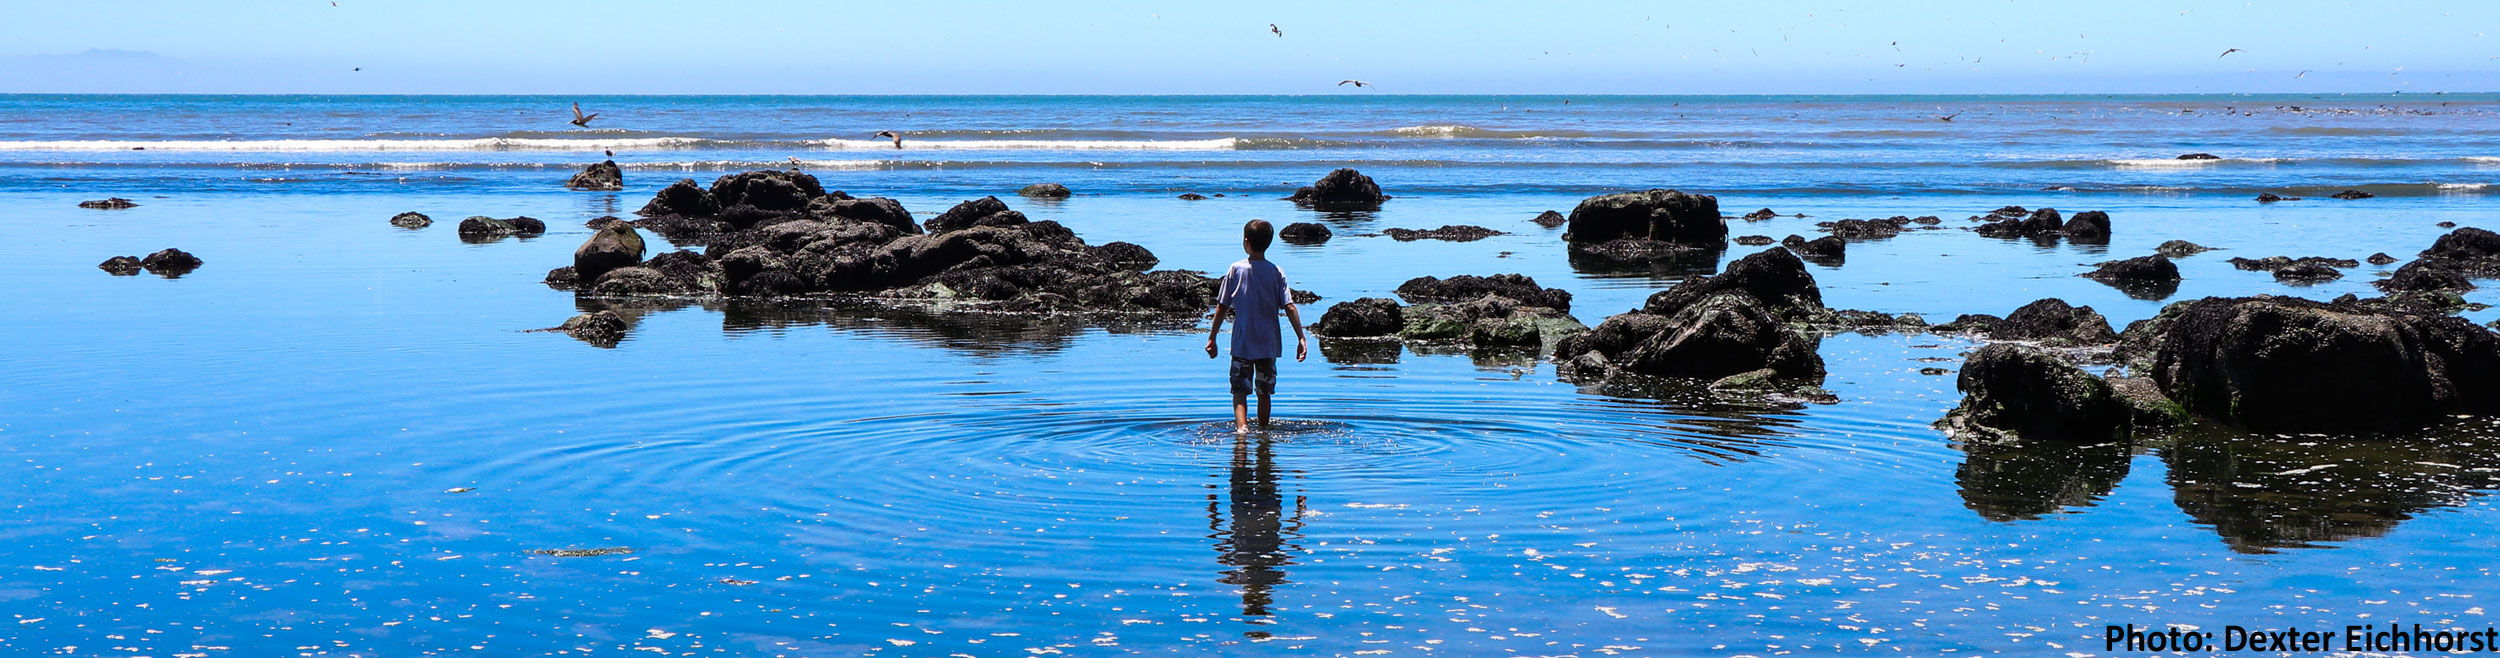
[2108,157,2281,169]
[0,137,710,151]
[2467,156,2500,164]
[816,137,1237,151]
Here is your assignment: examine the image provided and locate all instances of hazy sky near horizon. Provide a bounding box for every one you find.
[5,0,2495,94]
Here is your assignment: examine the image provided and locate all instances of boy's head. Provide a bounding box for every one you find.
[1242,219,1274,255]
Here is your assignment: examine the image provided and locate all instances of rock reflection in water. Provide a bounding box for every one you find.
[1565,246,1726,279]
[565,297,1199,355]
[2163,424,2500,553]
[1209,432,1305,618]
[1954,438,2134,521]
[1317,338,1401,365]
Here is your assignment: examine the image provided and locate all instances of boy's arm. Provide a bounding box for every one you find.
[1283,303,1308,362]
[1206,304,1230,358]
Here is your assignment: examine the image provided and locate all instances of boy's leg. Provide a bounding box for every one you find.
[1232,395,1251,432]
[1229,358,1252,432]
[1255,393,1271,428]
[1253,358,1277,428]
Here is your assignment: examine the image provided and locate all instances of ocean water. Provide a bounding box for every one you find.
[2,94,2499,656]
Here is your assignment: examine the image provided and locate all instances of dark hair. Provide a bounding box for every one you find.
[1243,219,1274,251]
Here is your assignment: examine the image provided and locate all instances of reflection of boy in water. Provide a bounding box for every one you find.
[1206,219,1309,433]
[1212,432,1305,617]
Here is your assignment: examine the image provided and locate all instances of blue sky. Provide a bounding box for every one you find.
[4,0,2494,94]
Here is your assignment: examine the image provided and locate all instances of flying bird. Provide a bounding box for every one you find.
[1939,111,1961,121]
[2218,48,2243,58]
[1338,79,1372,89]
[570,102,599,128]
[873,130,903,149]
[1270,24,1282,37]
[2296,70,2310,79]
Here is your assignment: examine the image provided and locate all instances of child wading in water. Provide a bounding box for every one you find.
[1206,219,1308,433]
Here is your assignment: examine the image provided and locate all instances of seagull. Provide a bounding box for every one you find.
[873,130,903,149]
[570,102,599,128]
[2296,70,2310,79]
[1338,79,1372,89]
[1270,24,1282,37]
[604,149,614,157]
[2218,48,2243,58]
[1939,111,1961,121]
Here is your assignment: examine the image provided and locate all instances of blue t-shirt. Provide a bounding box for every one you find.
[1217,259,1293,359]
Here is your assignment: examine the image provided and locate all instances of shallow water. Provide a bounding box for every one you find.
[3,95,2499,656]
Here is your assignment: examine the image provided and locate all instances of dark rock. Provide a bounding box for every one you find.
[1395,274,1571,311]
[1734,235,1776,246]
[1941,344,2133,442]
[638,178,722,218]
[2082,254,2182,285]
[1976,207,2065,238]
[2273,262,2343,283]
[709,169,826,212]
[590,266,698,296]
[2367,252,2399,265]
[2422,227,2500,262]
[2439,221,2458,228]
[98,255,143,275]
[138,248,202,277]
[1742,208,1778,221]
[1177,193,1208,200]
[924,197,1028,233]
[554,310,629,348]
[1642,248,1826,322]
[2330,189,2375,200]
[1785,235,1845,263]
[1316,298,1405,337]
[2377,260,2475,293]
[574,224,648,283]
[1830,309,1930,333]
[1383,225,1505,242]
[543,266,578,287]
[1989,205,2030,217]
[1556,291,1823,384]
[1820,217,1907,239]
[1285,168,1389,210]
[1089,241,1159,271]
[565,160,624,191]
[1992,298,2119,345]
[585,215,624,230]
[2254,193,2299,203]
[389,211,433,229]
[2228,255,2360,272]
[1279,222,1333,245]
[1531,210,1567,228]
[2150,295,2500,432]
[2155,240,2214,258]
[2177,153,2220,160]
[1017,183,1072,198]
[456,215,547,240]
[811,196,920,235]
[79,197,139,209]
[2063,210,2111,240]
[1563,189,1727,247]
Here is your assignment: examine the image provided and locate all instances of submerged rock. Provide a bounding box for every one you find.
[2149,295,2500,432]
[1383,225,1505,242]
[2155,240,2214,258]
[551,310,629,348]
[98,255,143,275]
[389,211,433,229]
[457,215,547,240]
[2228,255,2359,272]
[1784,234,1845,263]
[1279,222,1333,245]
[2177,153,2220,160]
[2255,192,2299,203]
[566,160,624,191]
[1974,207,2075,239]
[2273,262,2344,283]
[2367,252,2399,265]
[1395,274,1572,311]
[138,248,202,277]
[1177,193,1208,200]
[1315,297,1404,337]
[2330,189,2376,200]
[1531,210,1567,228]
[1285,168,1389,210]
[1940,344,2134,442]
[1819,217,1908,239]
[1734,235,1776,246]
[78,197,138,209]
[1742,208,1779,221]
[1016,183,1072,198]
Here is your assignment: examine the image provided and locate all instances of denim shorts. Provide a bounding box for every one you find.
[1229,357,1277,396]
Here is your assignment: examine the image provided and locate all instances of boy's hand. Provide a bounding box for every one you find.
[1205,336,1219,359]
[1296,336,1309,362]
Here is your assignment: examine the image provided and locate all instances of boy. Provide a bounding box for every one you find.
[1206,219,1308,433]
